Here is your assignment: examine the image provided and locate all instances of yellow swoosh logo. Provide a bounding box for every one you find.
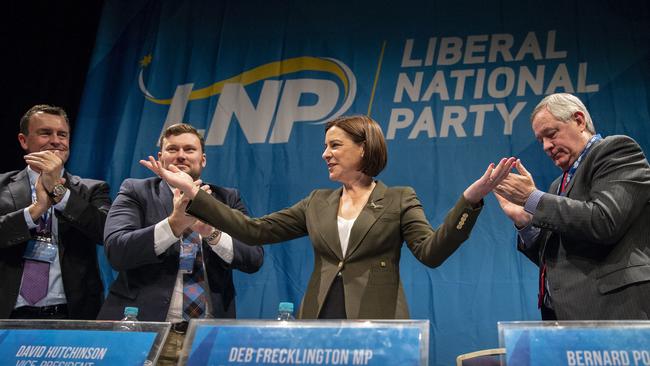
[143,56,350,105]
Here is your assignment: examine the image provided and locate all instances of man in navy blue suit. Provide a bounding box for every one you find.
[97,123,264,364]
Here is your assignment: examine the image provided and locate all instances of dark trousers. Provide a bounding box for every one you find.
[541,303,557,320]
[10,304,68,320]
[319,275,347,319]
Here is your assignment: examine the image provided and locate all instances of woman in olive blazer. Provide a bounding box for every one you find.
[142,115,514,319]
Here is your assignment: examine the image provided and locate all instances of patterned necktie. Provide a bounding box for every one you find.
[20,212,52,305]
[182,231,209,320]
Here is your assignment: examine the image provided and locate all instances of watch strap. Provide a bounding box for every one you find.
[204,229,222,244]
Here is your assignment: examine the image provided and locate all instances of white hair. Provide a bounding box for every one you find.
[531,93,596,134]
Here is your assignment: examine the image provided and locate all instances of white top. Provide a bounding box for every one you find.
[337,216,357,257]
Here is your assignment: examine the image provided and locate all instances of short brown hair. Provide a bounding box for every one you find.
[158,123,205,152]
[325,115,387,177]
[20,104,69,135]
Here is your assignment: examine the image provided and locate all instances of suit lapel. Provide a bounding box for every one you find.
[61,172,80,239]
[563,170,578,196]
[550,176,561,196]
[315,187,344,260]
[541,176,563,261]
[64,171,79,191]
[8,169,31,209]
[345,181,388,259]
[158,179,173,217]
[57,172,83,228]
[564,138,602,196]
[56,172,77,256]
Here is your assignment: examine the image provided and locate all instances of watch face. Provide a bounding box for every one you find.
[53,184,67,197]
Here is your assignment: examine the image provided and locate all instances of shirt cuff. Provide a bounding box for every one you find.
[154,218,181,256]
[22,208,38,229]
[208,232,234,264]
[517,224,541,250]
[523,189,545,215]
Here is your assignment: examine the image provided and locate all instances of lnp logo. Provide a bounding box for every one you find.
[139,55,356,145]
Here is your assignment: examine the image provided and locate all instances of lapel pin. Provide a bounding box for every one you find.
[369,201,383,209]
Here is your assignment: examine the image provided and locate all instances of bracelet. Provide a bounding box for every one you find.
[204,229,222,244]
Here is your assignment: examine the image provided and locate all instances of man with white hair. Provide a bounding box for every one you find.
[495,93,650,320]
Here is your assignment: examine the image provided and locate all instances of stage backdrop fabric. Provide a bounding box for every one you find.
[70,1,650,365]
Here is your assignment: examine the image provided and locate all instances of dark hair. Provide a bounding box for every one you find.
[158,123,205,152]
[325,115,387,177]
[20,104,69,135]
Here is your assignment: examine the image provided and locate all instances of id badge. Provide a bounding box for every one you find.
[179,240,198,274]
[23,237,57,263]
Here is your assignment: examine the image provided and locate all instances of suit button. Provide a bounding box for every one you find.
[461,213,469,219]
[337,261,344,269]
[456,224,463,230]
[380,261,386,268]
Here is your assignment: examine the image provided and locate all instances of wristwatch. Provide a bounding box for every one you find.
[47,184,68,201]
[204,229,222,244]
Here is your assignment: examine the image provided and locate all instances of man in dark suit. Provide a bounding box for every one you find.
[495,93,650,320]
[0,104,110,320]
[97,123,263,364]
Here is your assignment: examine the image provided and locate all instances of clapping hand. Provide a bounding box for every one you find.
[190,185,215,236]
[167,188,195,236]
[494,192,532,228]
[140,156,200,199]
[27,175,52,221]
[463,157,517,204]
[24,150,64,192]
[493,159,536,206]
[493,160,536,228]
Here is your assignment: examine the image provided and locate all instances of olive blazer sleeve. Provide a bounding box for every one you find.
[186,181,483,319]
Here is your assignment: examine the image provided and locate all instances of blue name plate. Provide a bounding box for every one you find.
[186,321,427,365]
[0,329,157,365]
[500,322,650,366]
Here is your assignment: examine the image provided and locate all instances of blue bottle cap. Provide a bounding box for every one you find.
[278,302,294,313]
[124,307,139,317]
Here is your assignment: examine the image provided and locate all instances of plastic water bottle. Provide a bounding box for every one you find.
[114,306,142,331]
[276,302,295,320]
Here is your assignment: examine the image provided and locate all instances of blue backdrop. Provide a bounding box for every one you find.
[70,1,650,365]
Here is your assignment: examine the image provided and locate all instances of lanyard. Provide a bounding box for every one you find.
[30,183,53,235]
[556,134,602,196]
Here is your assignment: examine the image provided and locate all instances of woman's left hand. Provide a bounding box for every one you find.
[463,157,516,204]
[139,156,201,199]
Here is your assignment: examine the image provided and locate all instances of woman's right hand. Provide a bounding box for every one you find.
[139,156,200,199]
